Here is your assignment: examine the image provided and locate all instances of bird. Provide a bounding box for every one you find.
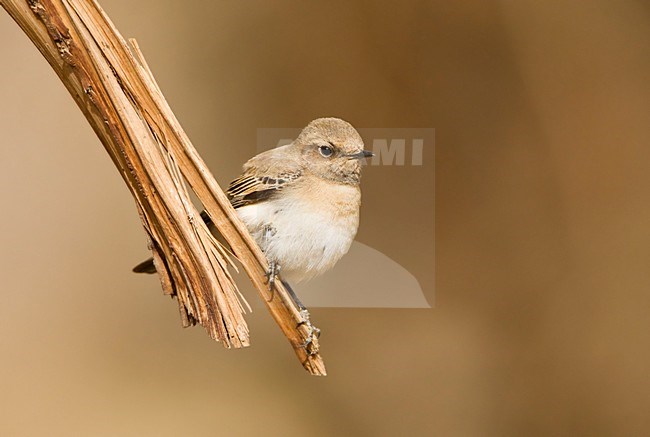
[133,117,372,311]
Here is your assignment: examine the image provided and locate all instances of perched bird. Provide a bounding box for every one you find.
[134,117,372,307]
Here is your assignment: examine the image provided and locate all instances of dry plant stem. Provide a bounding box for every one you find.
[1,0,326,375]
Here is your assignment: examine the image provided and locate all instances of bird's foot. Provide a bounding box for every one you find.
[265,261,280,292]
[297,309,321,354]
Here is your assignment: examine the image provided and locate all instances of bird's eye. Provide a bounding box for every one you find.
[318,145,334,157]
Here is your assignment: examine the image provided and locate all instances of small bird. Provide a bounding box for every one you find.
[134,117,372,309]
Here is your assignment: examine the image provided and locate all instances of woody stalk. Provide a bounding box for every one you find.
[0,0,326,375]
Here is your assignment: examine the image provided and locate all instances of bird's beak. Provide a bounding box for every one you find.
[347,150,374,160]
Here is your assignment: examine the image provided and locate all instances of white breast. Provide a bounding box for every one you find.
[236,183,360,283]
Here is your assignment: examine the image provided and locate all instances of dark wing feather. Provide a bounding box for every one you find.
[227,172,301,209]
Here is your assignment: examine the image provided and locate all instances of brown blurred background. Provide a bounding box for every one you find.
[1,1,649,435]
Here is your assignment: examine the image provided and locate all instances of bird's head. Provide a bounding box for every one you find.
[294,117,373,185]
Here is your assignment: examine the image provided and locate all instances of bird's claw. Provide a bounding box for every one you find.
[265,261,280,291]
[298,309,321,354]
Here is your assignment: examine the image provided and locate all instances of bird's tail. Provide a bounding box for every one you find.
[132,258,157,274]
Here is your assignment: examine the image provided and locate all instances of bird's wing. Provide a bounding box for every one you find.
[226,145,303,208]
[227,170,302,209]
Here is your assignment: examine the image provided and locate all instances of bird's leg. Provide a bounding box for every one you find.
[283,280,306,312]
[262,224,279,292]
[282,280,321,353]
[260,224,319,353]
